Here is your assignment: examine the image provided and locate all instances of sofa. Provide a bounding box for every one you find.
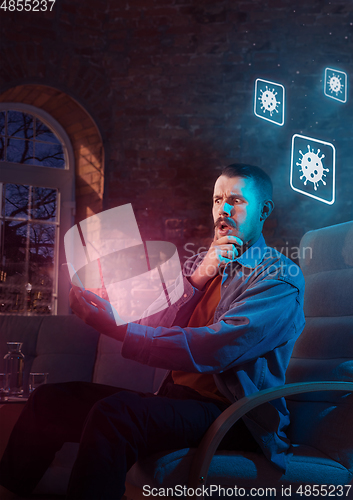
[0,315,166,395]
[0,314,167,497]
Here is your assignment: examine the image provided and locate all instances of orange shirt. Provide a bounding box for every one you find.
[172,275,230,404]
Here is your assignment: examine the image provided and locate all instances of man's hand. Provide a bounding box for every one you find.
[189,235,243,290]
[69,286,127,341]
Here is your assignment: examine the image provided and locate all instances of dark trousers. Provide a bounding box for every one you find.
[0,381,257,499]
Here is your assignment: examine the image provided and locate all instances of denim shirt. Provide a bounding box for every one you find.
[121,234,305,472]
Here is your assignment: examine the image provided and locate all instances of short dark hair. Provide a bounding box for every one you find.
[221,163,273,202]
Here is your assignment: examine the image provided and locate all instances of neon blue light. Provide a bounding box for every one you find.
[324,68,347,103]
[290,134,336,205]
[254,78,285,126]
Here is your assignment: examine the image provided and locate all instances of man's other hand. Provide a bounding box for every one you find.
[69,286,127,341]
[189,235,243,290]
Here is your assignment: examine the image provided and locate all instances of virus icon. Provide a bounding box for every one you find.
[327,73,344,96]
[296,145,329,191]
[254,79,285,125]
[324,68,348,103]
[258,86,281,116]
[291,134,335,205]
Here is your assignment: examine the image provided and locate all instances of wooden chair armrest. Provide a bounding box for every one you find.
[188,381,353,488]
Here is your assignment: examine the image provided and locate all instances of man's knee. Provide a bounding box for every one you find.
[84,390,147,434]
[88,390,140,416]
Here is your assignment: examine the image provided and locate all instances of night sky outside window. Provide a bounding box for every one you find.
[0,110,65,169]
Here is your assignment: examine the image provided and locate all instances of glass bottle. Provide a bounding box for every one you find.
[4,342,25,396]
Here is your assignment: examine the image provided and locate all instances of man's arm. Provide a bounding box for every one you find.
[69,268,304,374]
[121,278,305,373]
[69,234,243,335]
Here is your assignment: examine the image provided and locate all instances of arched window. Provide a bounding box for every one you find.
[0,103,75,315]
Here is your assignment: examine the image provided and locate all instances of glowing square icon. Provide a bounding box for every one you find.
[290,134,335,205]
[324,68,347,103]
[254,78,285,126]
[64,204,184,325]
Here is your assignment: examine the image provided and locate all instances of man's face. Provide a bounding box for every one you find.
[212,175,264,248]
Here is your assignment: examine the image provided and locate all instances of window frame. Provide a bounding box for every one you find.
[0,102,75,315]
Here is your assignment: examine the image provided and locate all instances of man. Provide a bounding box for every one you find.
[0,164,305,499]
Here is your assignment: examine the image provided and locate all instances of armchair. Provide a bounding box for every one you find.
[125,221,353,496]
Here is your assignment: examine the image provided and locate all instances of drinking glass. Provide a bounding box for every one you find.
[29,372,49,393]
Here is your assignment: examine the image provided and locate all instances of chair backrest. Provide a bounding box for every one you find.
[286,221,353,472]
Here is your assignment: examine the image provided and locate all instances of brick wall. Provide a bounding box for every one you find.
[0,0,352,263]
